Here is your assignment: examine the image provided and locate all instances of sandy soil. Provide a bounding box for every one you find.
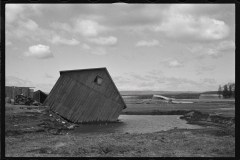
[5,102,235,157]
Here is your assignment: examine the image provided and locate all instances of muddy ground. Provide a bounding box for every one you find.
[5,101,235,157]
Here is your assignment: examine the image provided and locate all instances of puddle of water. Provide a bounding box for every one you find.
[73,115,204,134]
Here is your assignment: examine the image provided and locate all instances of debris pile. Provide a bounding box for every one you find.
[180,110,235,126]
[14,95,41,106]
[38,107,79,134]
[5,106,79,136]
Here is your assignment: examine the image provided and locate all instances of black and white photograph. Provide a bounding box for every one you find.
[5,3,235,157]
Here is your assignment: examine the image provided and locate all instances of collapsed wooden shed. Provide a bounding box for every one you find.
[43,67,127,123]
[33,90,48,103]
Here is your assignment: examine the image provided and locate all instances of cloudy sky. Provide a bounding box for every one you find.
[5,3,235,93]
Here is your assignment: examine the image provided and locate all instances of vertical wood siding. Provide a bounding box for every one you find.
[52,75,71,112]
[44,75,63,106]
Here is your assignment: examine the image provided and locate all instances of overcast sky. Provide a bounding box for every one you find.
[5,3,235,93]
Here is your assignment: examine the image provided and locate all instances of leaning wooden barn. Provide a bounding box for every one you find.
[43,67,127,123]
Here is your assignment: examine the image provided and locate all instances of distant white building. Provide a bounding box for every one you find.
[199,94,223,99]
[152,94,174,101]
[152,94,193,104]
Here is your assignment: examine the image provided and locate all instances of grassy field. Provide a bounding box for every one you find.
[5,99,235,157]
[122,100,235,117]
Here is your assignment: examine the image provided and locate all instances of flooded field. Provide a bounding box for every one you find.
[5,103,235,157]
[73,115,204,134]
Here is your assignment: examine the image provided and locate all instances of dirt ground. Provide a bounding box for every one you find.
[5,101,235,157]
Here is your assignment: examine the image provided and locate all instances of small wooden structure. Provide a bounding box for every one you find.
[5,86,34,99]
[152,94,174,101]
[43,67,127,123]
[33,90,48,103]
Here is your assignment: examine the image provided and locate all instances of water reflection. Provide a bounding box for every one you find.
[73,115,204,134]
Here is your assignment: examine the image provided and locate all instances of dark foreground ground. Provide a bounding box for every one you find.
[5,100,235,157]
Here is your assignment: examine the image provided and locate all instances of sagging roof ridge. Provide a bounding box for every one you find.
[60,67,106,75]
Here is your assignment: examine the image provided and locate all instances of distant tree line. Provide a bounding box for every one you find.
[218,83,235,99]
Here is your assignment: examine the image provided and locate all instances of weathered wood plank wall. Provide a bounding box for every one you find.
[44,68,126,123]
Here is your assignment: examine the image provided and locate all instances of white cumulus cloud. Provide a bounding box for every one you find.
[45,73,54,78]
[18,19,39,31]
[187,40,235,59]
[88,36,117,45]
[6,76,34,87]
[82,44,91,50]
[50,22,72,32]
[50,19,108,37]
[6,4,25,23]
[136,39,160,47]
[24,44,53,59]
[74,19,107,37]
[6,41,12,46]
[153,15,229,41]
[216,40,235,52]
[196,65,216,75]
[161,58,184,68]
[91,47,107,56]
[50,35,80,45]
[168,60,184,68]
[201,78,216,84]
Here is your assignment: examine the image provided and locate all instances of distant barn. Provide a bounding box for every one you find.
[33,90,48,103]
[43,67,126,123]
[199,94,223,99]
